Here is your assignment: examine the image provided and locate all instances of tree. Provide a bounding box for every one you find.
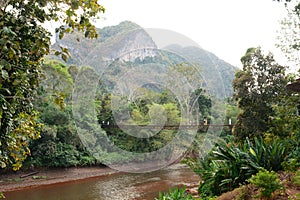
[225,98,240,125]
[277,1,300,68]
[232,47,287,140]
[168,63,205,124]
[190,88,212,124]
[0,0,105,170]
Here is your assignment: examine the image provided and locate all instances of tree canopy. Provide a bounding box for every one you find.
[232,47,287,140]
[277,1,300,68]
[0,0,105,170]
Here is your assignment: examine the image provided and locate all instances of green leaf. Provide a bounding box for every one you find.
[12,79,21,86]
[0,161,6,168]
[249,147,257,157]
[62,54,67,61]
[84,30,90,37]
[54,51,61,56]
[1,70,9,79]
[59,32,64,40]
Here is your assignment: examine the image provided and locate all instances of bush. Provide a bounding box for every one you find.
[39,103,69,126]
[183,136,259,198]
[292,169,300,187]
[242,137,288,171]
[183,136,289,198]
[248,169,282,199]
[26,131,96,168]
[78,154,96,166]
[51,143,80,167]
[282,138,300,171]
[282,158,300,172]
[154,187,194,200]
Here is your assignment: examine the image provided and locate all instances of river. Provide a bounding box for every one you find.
[4,164,199,200]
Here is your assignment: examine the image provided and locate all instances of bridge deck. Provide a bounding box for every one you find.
[101,124,233,130]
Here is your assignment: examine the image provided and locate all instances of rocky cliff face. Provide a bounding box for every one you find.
[109,29,158,62]
[50,21,238,98]
[51,21,158,67]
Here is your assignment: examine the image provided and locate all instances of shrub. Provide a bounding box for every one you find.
[183,136,289,198]
[248,169,282,199]
[282,158,300,172]
[51,142,80,167]
[292,169,300,187]
[183,136,259,198]
[154,187,195,200]
[39,103,69,126]
[242,137,288,171]
[282,138,300,172]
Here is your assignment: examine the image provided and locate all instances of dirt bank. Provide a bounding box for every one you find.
[0,166,118,192]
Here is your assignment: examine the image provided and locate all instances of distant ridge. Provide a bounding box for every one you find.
[50,21,238,98]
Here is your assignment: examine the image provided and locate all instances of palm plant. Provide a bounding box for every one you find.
[184,136,289,198]
[243,137,288,171]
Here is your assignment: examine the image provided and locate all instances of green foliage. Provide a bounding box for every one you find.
[292,169,300,187]
[39,103,69,126]
[281,137,300,172]
[52,23,237,100]
[282,158,300,172]
[28,134,96,167]
[0,112,42,170]
[0,7,49,171]
[248,169,282,199]
[50,142,81,167]
[264,77,300,172]
[269,92,300,139]
[244,137,288,171]
[68,65,79,82]
[164,44,237,99]
[0,0,105,171]
[154,187,195,200]
[0,192,4,199]
[200,139,258,197]
[233,47,287,140]
[97,87,184,153]
[161,103,181,125]
[268,97,300,174]
[225,98,240,125]
[277,2,300,67]
[35,60,75,111]
[26,102,96,168]
[27,134,56,167]
[183,136,256,197]
[94,77,211,159]
[190,88,212,124]
[22,60,98,168]
[1,0,105,40]
[183,136,289,198]
[42,60,74,97]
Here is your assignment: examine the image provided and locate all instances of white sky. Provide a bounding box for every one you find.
[96,0,290,68]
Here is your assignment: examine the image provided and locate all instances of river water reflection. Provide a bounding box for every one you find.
[5,164,199,200]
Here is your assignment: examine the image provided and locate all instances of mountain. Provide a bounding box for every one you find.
[163,44,238,98]
[50,21,238,99]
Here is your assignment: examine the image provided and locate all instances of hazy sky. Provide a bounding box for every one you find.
[96,0,289,67]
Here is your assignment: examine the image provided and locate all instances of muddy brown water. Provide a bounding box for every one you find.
[4,164,199,200]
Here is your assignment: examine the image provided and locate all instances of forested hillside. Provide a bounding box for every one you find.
[50,21,238,99]
[17,21,240,170]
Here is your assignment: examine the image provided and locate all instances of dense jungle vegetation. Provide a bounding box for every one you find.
[0,0,300,200]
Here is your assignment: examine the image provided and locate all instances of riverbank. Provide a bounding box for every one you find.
[0,166,118,192]
[1,164,200,200]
